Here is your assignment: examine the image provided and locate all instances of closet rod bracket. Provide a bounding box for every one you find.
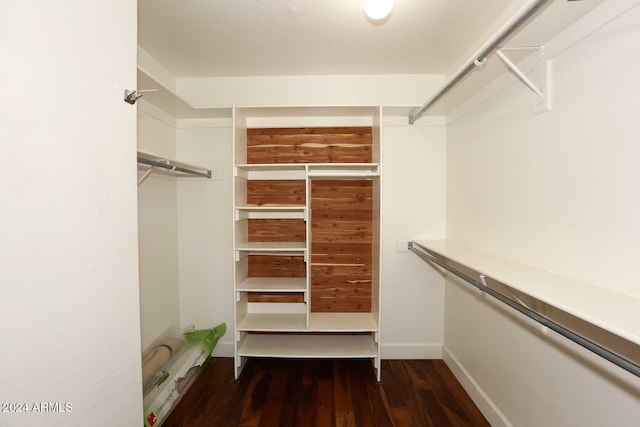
[496,46,552,114]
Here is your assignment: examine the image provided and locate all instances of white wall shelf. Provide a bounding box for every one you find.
[238,334,378,358]
[409,0,602,118]
[137,68,231,119]
[412,239,640,347]
[307,163,380,178]
[236,277,307,292]
[235,242,306,252]
[309,313,378,332]
[237,313,307,332]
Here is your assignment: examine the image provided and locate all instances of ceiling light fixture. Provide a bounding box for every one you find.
[363,0,394,21]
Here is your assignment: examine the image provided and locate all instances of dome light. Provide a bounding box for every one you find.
[363,0,394,21]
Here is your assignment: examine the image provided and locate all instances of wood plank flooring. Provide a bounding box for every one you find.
[163,358,489,427]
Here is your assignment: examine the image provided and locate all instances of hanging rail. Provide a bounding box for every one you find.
[409,0,551,124]
[137,151,212,185]
[408,241,640,378]
[137,157,211,178]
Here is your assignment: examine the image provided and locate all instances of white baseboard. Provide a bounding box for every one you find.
[211,340,234,357]
[443,346,512,427]
[381,343,442,359]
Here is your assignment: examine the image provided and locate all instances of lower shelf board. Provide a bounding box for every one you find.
[237,334,378,358]
[237,313,307,332]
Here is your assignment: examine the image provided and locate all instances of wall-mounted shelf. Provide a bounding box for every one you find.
[137,68,231,119]
[236,277,307,293]
[307,163,380,178]
[235,242,306,252]
[309,313,378,332]
[410,0,603,120]
[237,313,307,332]
[237,334,378,358]
[410,239,640,378]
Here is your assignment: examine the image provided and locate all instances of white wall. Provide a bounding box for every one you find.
[0,2,142,426]
[445,3,640,426]
[380,119,447,358]
[167,74,450,358]
[176,120,235,356]
[177,74,443,107]
[137,103,181,350]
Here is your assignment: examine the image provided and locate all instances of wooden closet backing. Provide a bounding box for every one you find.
[245,127,374,312]
[311,180,372,312]
[247,127,372,163]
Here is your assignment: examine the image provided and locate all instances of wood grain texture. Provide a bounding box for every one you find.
[248,255,306,278]
[248,292,305,303]
[247,180,306,206]
[248,219,306,243]
[163,358,490,427]
[311,180,372,313]
[247,127,372,164]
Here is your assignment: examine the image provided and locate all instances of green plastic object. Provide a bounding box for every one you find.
[143,323,226,427]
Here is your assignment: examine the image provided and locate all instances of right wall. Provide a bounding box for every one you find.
[445,3,640,426]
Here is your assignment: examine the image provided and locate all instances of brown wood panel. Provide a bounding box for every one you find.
[311,297,371,312]
[248,292,305,303]
[311,218,372,243]
[312,242,372,257]
[247,180,306,206]
[247,127,372,164]
[311,180,372,313]
[248,255,306,277]
[248,219,306,243]
[164,358,489,427]
[310,181,372,210]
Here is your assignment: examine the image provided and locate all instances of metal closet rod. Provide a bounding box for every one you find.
[408,242,640,379]
[409,0,552,124]
[137,157,212,178]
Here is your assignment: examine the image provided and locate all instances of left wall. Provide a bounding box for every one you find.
[1,1,142,426]
[137,102,181,349]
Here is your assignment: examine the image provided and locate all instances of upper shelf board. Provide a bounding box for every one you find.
[236,105,380,119]
[137,69,231,119]
[413,0,604,117]
[412,239,640,347]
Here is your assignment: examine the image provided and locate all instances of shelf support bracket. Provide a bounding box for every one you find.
[496,47,552,114]
[137,166,156,185]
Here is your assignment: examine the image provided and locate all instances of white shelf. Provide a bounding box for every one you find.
[309,313,378,332]
[137,68,231,119]
[236,205,305,210]
[235,242,306,252]
[235,206,307,220]
[237,313,307,332]
[413,239,640,346]
[307,163,380,178]
[236,163,307,172]
[237,334,378,358]
[236,277,307,292]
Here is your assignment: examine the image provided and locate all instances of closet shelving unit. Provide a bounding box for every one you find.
[233,106,383,380]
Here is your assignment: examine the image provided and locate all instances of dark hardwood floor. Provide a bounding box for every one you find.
[163,358,489,427]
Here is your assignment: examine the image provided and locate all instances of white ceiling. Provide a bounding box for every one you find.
[138,0,530,77]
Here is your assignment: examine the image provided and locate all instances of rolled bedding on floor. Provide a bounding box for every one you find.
[141,335,185,393]
[143,323,226,427]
